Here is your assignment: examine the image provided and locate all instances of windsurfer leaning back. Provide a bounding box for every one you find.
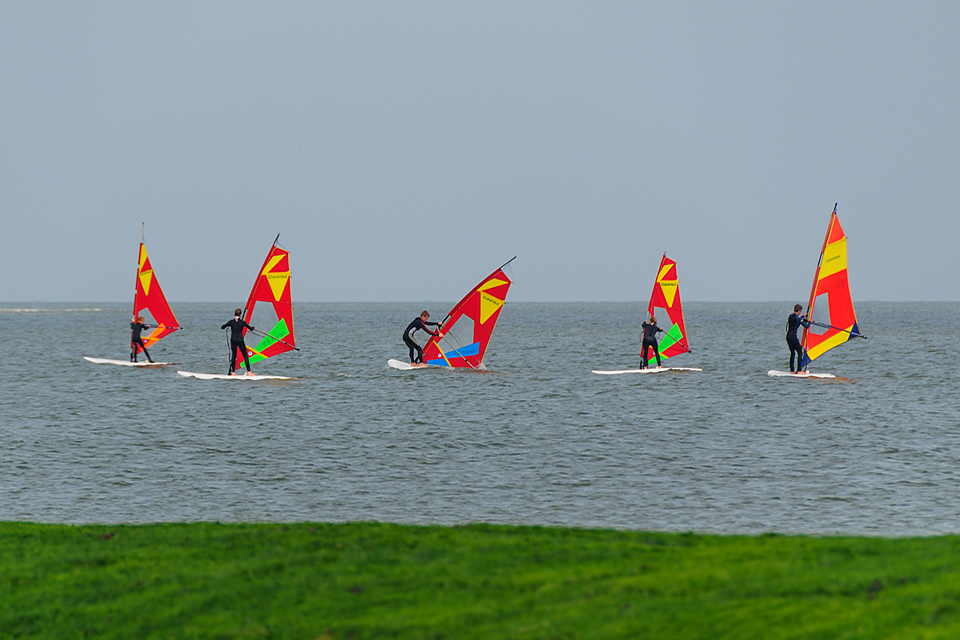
[222,308,255,376]
[786,304,811,373]
[403,310,443,368]
[130,315,154,363]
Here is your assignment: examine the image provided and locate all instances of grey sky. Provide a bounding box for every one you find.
[2,2,958,302]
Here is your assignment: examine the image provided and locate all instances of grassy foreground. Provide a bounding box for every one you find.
[3,522,960,639]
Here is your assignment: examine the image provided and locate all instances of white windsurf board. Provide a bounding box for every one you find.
[386,358,491,373]
[84,356,177,367]
[767,370,837,379]
[387,359,429,371]
[592,366,702,375]
[177,371,294,381]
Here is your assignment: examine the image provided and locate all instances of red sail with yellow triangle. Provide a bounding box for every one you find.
[132,242,180,353]
[647,254,690,362]
[422,258,515,369]
[237,236,296,366]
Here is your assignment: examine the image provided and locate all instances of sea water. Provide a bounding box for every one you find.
[1,301,958,536]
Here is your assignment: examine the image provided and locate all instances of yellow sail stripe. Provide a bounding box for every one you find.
[818,237,847,280]
[805,325,855,362]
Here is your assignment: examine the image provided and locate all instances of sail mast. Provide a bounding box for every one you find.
[133,228,142,321]
[800,204,837,364]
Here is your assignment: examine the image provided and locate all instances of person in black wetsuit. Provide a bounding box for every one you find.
[403,310,442,367]
[786,303,811,373]
[130,315,154,363]
[221,308,255,376]
[640,316,664,369]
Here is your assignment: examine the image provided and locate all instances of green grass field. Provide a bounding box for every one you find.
[3,522,960,639]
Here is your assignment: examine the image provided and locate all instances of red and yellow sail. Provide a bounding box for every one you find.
[800,205,862,367]
[238,236,296,365]
[423,258,515,369]
[647,254,690,361]
[132,242,179,352]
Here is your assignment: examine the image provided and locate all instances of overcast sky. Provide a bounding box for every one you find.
[2,2,958,302]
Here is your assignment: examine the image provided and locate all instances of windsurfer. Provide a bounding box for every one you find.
[786,304,811,373]
[403,311,443,367]
[222,308,255,376]
[640,316,664,369]
[130,315,155,363]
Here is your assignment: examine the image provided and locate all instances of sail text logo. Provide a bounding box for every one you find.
[480,293,503,324]
[265,272,291,302]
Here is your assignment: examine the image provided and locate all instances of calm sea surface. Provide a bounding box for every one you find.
[1,301,958,536]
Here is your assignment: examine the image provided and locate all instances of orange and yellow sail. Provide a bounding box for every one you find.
[132,242,179,352]
[800,205,863,368]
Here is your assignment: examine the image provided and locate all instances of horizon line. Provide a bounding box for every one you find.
[1,299,955,305]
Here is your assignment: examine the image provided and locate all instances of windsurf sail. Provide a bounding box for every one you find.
[800,204,864,369]
[422,257,515,369]
[132,239,179,353]
[237,234,296,366]
[647,254,690,362]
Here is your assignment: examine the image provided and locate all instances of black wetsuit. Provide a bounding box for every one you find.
[786,312,810,372]
[641,321,664,369]
[221,317,254,373]
[130,321,153,362]
[402,317,440,364]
